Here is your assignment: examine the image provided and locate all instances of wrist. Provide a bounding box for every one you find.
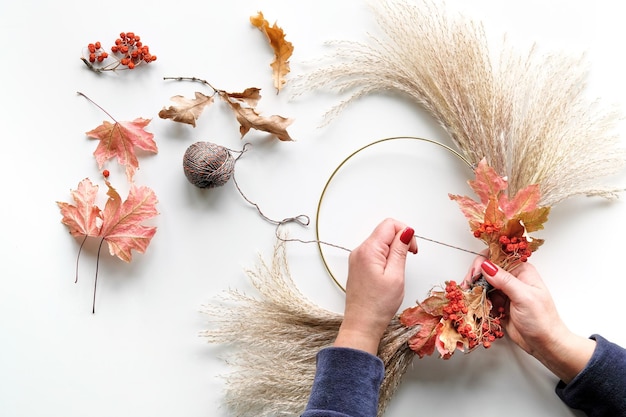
[334,320,385,355]
[531,325,596,384]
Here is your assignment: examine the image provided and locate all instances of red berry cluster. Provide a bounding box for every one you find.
[82,32,156,72]
[472,220,500,238]
[87,41,109,63]
[110,32,156,69]
[499,235,532,262]
[443,280,505,350]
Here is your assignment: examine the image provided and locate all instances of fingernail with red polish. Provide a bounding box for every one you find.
[400,227,414,245]
[481,260,498,276]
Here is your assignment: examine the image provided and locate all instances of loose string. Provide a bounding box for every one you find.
[227,138,482,293]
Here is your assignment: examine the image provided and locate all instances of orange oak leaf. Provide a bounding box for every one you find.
[158,92,214,127]
[86,118,158,182]
[57,178,159,312]
[250,11,294,93]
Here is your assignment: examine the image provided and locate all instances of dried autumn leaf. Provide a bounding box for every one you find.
[56,178,102,238]
[158,92,214,127]
[250,11,294,93]
[400,303,441,358]
[99,180,159,262]
[86,118,158,181]
[160,78,294,142]
[469,158,508,204]
[57,178,159,312]
[58,178,158,261]
[449,158,550,270]
[222,96,294,141]
[226,87,262,108]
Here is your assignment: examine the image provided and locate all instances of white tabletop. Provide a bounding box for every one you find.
[1,1,624,416]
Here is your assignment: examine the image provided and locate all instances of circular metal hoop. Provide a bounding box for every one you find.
[314,136,474,292]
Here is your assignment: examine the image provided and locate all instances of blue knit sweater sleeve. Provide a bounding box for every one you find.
[555,334,626,417]
[301,347,384,417]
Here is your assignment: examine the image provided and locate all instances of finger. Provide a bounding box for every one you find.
[481,260,527,303]
[368,218,417,253]
[384,226,414,277]
[462,249,489,287]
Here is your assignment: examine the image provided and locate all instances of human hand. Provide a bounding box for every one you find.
[479,259,595,383]
[333,218,418,355]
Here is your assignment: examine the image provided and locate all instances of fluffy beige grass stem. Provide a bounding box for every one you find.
[292,0,626,206]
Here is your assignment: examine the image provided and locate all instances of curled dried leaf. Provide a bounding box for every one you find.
[250,11,294,93]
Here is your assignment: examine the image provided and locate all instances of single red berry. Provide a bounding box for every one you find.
[103,170,110,178]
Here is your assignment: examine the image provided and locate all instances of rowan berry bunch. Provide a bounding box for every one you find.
[473,220,534,269]
[82,32,157,73]
[443,280,505,352]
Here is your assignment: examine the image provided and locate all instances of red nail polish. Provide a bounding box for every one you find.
[482,260,498,276]
[400,227,414,245]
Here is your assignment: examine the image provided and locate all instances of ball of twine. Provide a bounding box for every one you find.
[183,141,235,188]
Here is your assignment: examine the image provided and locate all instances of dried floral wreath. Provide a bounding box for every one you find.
[201,1,626,416]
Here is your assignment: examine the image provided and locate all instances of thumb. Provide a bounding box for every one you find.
[386,227,415,272]
[480,260,525,302]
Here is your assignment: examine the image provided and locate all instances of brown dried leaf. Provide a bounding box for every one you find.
[250,11,294,93]
[225,88,262,108]
[158,92,214,127]
[222,96,294,141]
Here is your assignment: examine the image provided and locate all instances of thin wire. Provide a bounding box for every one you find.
[315,136,476,292]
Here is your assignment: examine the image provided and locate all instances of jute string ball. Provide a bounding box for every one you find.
[183,141,235,188]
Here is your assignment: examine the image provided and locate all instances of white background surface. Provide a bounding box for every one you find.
[1,1,625,416]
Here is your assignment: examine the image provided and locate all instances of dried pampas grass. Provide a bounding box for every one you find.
[292,0,626,207]
[202,239,419,417]
[204,1,626,415]
[201,240,343,416]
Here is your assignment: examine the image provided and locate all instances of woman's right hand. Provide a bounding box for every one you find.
[479,259,596,384]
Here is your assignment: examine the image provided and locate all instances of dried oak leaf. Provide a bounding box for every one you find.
[86,118,158,182]
[158,92,214,127]
[250,11,294,93]
[220,90,294,141]
[57,178,159,263]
